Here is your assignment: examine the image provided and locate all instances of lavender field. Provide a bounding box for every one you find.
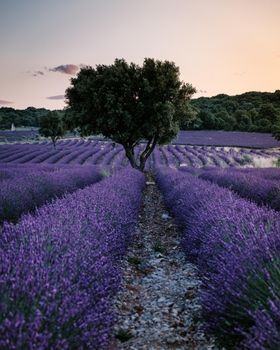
[3,0,280,347]
[2,129,280,148]
[0,139,280,349]
[172,130,280,148]
[0,130,39,143]
[0,138,279,170]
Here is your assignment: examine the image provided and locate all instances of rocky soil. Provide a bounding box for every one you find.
[110,176,218,350]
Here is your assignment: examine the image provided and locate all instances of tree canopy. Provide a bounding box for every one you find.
[0,107,49,130]
[65,58,196,170]
[188,90,280,132]
[39,111,66,148]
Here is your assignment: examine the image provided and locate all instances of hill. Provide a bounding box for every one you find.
[0,106,49,129]
[188,90,280,133]
[2,90,280,134]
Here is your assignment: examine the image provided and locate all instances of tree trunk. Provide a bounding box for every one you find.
[139,134,158,171]
[123,134,158,172]
[52,139,57,150]
[124,146,139,169]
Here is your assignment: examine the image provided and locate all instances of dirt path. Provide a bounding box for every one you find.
[110,175,217,350]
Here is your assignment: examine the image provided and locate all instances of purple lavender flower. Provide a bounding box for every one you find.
[0,165,103,222]
[0,168,145,349]
[156,167,280,349]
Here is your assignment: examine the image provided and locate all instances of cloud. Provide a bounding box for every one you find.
[33,70,44,77]
[0,99,13,106]
[47,95,65,100]
[199,89,207,93]
[28,64,81,77]
[49,64,79,75]
[26,70,45,77]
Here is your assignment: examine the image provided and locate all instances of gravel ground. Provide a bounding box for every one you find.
[109,176,218,350]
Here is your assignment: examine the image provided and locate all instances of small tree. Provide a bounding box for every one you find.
[39,111,66,149]
[65,58,196,171]
[273,123,280,141]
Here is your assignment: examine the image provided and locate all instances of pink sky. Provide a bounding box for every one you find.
[0,0,279,109]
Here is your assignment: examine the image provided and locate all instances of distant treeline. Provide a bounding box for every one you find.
[0,107,49,129]
[1,90,280,133]
[187,90,280,132]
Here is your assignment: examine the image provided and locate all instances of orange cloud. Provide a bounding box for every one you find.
[49,64,79,75]
[0,99,13,106]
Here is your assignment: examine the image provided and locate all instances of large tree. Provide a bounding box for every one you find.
[65,58,196,171]
[39,111,66,149]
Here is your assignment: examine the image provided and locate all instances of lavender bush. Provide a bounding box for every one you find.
[225,167,280,181]
[0,163,63,181]
[156,167,280,349]
[199,168,280,211]
[0,168,145,349]
[0,165,103,223]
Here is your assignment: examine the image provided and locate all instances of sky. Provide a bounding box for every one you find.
[0,0,280,109]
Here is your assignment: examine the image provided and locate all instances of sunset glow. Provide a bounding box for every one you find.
[1,0,279,109]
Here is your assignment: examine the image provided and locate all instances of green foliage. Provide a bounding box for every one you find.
[115,329,133,342]
[0,106,49,129]
[65,58,196,170]
[217,259,280,348]
[153,241,166,254]
[127,256,142,266]
[2,90,280,137]
[188,90,280,133]
[275,158,280,167]
[240,155,253,165]
[39,111,66,148]
[272,122,280,142]
[100,169,111,178]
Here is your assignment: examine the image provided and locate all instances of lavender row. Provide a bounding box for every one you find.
[0,140,270,169]
[0,141,110,166]
[2,130,280,148]
[156,167,280,349]
[0,165,103,223]
[0,164,105,184]
[199,168,280,211]
[0,163,79,181]
[0,168,144,348]
[172,130,280,148]
[221,166,280,181]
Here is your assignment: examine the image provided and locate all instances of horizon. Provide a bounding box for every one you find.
[1,0,280,109]
[1,89,280,111]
